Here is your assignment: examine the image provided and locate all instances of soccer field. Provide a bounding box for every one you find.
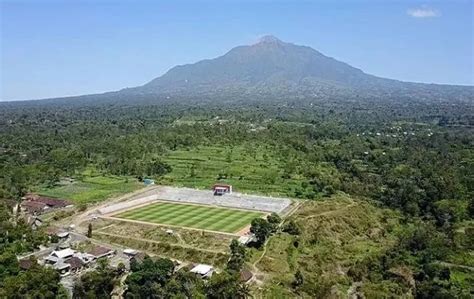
[114,202,264,233]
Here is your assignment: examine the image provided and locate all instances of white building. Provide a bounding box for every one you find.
[190,264,214,278]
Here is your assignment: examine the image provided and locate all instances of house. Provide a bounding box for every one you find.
[190,264,214,278]
[212,184,232,196]
[53,261,71,276]
[65,257,84,273]
[123,248,139,257]
[44,255,60,265]
[51,248,75,260]
[239,270,253,283]
[74,252,95,264]
[57,231,70,240]
[238,234,257,246]
[86,246,115,260]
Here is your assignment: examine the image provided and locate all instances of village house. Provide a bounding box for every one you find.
[190,264,214,279]
[53,261,71,276]
[64,256,85,274]
[45,248,76,265]
[239,269,254,284]
[238,234,257,246]
[123,249,138,258]
[86,245,115,260]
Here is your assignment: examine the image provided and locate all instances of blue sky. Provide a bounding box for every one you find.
[1,0,472,100]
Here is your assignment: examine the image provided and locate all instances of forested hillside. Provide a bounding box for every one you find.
[0,94,473,297]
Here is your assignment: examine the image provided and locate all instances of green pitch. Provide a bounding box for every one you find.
[114,202,264,233]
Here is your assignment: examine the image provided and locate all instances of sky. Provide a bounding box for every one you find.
[1,0,473,101]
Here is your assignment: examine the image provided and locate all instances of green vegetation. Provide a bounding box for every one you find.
[0,96,472,297]
[115,202,263,233]
[254,195,474,298]
[161,145,302,196]
[38,175,141,204]
[0,204,66,298]
[92,219,233,252]
[73,258,121,298]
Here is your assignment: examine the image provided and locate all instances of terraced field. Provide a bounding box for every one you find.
[114,202,264,233]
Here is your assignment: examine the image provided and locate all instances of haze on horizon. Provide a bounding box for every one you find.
[1,0,473,101]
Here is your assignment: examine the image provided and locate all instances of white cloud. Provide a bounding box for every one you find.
[407,6,441,18]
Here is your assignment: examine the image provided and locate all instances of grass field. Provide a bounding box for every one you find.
[38,175,142,204]
[114,202,264,233]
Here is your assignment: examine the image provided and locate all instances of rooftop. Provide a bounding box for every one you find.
[190,264,213,275]
[51,248,75,259]
[87,245,113,257]
[65,257,84,270]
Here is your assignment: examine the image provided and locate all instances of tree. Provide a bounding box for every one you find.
[0,251,19,282]
[283,220,301,235]
[267,212,282,232]
[227,239,246,272]
[250,218,272,246]
[206,271,249,299]
[73,258,118,298]
[125,257,175,298]
[87,223,92,238]
[1,263,63,298]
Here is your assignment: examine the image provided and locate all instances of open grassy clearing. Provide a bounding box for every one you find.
[253,194,404,298]
[94,219,233,252]
[93,232,230,267]
[88,218,234,267]
[114,202,264,233]
[38,175,141,204]
[161,144,303,196]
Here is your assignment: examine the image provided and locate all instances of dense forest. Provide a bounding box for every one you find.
[0,94,473,297]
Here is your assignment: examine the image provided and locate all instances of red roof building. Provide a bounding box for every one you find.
[212,184,232,195]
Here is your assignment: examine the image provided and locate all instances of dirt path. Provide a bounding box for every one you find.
[250,202,300,285]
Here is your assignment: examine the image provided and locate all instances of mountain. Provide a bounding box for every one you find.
[135,35,391,95]
[18,35,472,104]
[120,35,471,102]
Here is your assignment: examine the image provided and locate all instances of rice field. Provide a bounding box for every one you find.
[114,202,264,233]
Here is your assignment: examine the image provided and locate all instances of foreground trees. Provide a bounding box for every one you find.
[74,259,119,298]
